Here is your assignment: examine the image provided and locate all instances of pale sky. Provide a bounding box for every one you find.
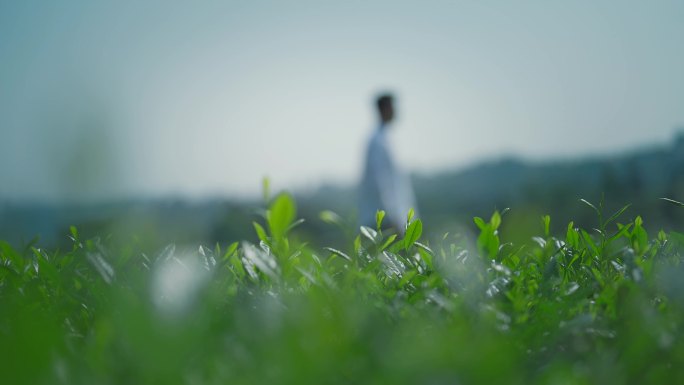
[1,0,683,203]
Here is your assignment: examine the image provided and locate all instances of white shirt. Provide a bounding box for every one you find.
[358,124,416,229]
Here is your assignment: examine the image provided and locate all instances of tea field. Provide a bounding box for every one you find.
[2,193,684,384]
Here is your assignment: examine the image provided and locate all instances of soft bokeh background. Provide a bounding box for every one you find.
[1,0,684,247]
[2,0,683,201]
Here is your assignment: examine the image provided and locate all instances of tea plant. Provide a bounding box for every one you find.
[1,194,683,384]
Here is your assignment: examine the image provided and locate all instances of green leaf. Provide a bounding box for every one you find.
[491,211,501,230]
[542,215,550,237]
[477,222,500,260]
[607,223,632,244]
[34,248,58,283]
[398,270,418,288]
[581,230,599,256]
[579,198,599,214]
[474,217,486,230]
[229,252,245,278]
[658,230,667,243]
[380,234,398,251]
[224,242,239,260]
[414,242,433,255]
[661,197,684,207]
[295,267,317,285]
[253,222,268,243]
[635,215,643,227]
[668,231,684,248]
[605,204,631,226]
[591,267,605,286]
[631,216,649,254]
[319,210,343,226]
[69,225,79,239]
[566,222,579,249]
[0,241,23,270]
[286,218,305,233]
[417,247,434,270]
[353,235,361,254]
[360,226,378,244]
[323,247,352,262]
[568,253,580,268]
[262,176,270,202]
[268,193,296,240]
[376,210,386,231]
[404,219,423,250]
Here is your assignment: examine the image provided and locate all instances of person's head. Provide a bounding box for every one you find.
[376,93,395,125]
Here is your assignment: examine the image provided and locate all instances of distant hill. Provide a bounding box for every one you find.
[3,133,684,248]
[300,132,684,241]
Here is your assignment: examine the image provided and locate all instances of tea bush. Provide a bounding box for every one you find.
[1,194,683,384]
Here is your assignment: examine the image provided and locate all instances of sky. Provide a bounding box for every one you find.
[1,0,683,203]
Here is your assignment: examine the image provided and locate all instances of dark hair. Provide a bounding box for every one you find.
[376,94,393,112]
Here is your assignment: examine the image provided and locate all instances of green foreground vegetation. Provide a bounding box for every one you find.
[2,194,684,384]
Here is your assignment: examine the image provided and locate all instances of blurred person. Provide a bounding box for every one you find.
[358,93,417,234]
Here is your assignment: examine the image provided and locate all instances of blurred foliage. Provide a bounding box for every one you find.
[2,194,684,384]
